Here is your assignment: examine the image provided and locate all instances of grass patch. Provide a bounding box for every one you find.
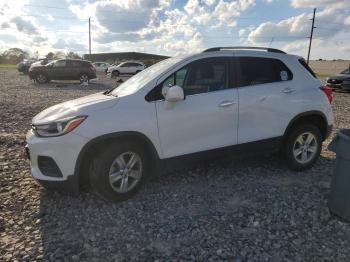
[315,72,330,78]
[0,64,17,68]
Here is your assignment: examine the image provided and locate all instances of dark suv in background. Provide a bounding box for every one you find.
[28,59,96,84]
[327,68,350,91]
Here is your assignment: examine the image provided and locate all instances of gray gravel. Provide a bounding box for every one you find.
[1,68,350,261]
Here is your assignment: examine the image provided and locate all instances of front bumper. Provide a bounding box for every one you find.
[26,129,89,192]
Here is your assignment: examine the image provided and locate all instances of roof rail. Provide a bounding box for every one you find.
[203,46,286,54]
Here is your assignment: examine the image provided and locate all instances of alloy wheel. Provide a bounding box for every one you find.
[293,132,318,164]
[108,152,143,193]
[80,74,89,83]
[36,74,47,83]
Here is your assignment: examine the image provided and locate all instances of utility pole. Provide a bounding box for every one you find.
[307,8,316,65]
[88,17,92,61]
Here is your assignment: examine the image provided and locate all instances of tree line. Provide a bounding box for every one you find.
[0,48,81,64]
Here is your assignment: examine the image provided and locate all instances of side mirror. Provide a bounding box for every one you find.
[163,85,184,102]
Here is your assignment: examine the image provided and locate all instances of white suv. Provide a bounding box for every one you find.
[26,47,334,201]
[107,61,145,77]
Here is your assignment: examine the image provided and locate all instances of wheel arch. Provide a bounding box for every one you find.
[74,131,160,188]
[283,110,329,142]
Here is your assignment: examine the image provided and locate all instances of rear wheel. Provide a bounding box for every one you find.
[89,142,149,202]
[79,74,89,83]
[283,124,322,171]
[35,73,48,84]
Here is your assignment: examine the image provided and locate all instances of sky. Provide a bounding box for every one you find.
[0,0,349,59]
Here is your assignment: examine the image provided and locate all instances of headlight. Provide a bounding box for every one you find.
[32,116,87,137]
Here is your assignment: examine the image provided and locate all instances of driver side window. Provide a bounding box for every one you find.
[162,67,188,90]
[162,57,228,96]
[145,57,229,102]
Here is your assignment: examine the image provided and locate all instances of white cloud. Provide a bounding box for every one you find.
[10,16,38,34]
[53,39,86,52]
[291,0,350,9]
[345,16,350,25]
[246,8,349,44]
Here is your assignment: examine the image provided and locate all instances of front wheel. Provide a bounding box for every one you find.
[35,74,48,84]
[89,142,149,202]
[283,124,322,171]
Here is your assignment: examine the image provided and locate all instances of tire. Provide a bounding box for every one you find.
[35,73,48,84]
[79,73,90,84]
[89,141,150,202]
[283,124,322,171]
[112,70,119,77]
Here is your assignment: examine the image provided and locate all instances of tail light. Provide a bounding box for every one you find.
[320,85,333,104]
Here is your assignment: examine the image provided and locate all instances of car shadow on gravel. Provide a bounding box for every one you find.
[36,153,347,261]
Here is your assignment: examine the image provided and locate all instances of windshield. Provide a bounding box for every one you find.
[111,57,181,97]
[46,60,57,66]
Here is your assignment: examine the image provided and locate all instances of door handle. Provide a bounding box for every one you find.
[219,101,235,107]
[282,88,296,94]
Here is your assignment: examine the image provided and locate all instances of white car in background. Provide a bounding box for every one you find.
[93,62,110,73]
[107,61,145,77]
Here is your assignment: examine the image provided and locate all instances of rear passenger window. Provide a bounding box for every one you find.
[70,61,82,67]
[236,57,293,87]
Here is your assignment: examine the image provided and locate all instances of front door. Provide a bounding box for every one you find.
[155,57,239,158]
[48,60,68,80]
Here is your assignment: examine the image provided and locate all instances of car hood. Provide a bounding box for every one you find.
[31,62,44,67]
[30,65,46,71]
[32,92,118,125]
[328,74,350,80]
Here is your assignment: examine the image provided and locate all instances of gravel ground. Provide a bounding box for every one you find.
[1,68,350,261]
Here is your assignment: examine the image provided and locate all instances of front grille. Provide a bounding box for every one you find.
[327,79,342,84]
[38,156,63,177]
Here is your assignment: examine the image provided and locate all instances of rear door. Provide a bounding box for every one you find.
[154,56,239,158]
[120,63,132,74]
[65,60,79,79]
[235,56,296,144]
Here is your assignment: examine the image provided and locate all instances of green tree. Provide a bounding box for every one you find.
[66,51,81,59]
[2,48,29,64]
[46,52,54,60]
[53,51,65,60]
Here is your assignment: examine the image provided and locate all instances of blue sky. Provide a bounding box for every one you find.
[0,0,349,59]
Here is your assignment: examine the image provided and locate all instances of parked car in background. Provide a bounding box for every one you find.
[92,62,110,73]
[30,58,52,68]
[107,61,145,77]
[327,67,350,91]
[28,59,96,84]
[26,46,334,202]
[17,59,36,74]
